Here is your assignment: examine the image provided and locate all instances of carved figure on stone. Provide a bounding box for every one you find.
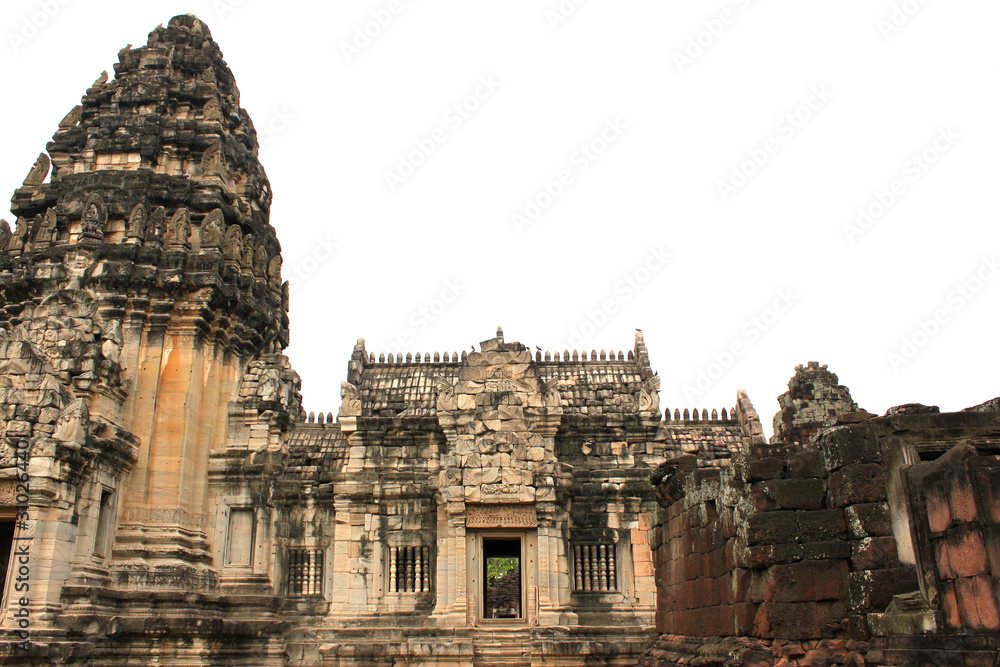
[81,193,107,239]
[0,219,10,252]
[203,97,224,122]
[638,374,660,414]
[38,374,69,413]
[201,141,225,177]
[34,209,57,248]
[126,203,146,241]
[339,382,362,417]
[165,208,190,248]
[436,378,457,412]
[259,368,280,403]
[58,105,82,129]
[267,255,282,289]
[253,246,267,277]
[101,320,124,365]
[242,234,254,269]
[223,224,242,261]
[9,217,29,253]
[91,70,109,89]
[25,214,43,251]
[543,378,562,409]
[144,206,166,248]
[23,152,50,186]
[281,281,290,313]
[63,248,97,290]
[53,399,89,448]
[200,209,224,249]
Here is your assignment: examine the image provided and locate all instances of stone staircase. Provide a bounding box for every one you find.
[472,627,532,667]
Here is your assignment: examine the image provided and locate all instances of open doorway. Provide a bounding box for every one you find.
[482,537,521,619]
[0,520,14,602]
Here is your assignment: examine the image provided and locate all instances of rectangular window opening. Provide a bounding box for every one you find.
[572,543,618,592]
[226,508,255,567]
[287,548,324,597]
[93,490,114,558]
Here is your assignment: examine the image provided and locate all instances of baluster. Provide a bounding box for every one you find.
[389,546,398,593]
[599,545,608,591]
[423,547,431,593]
[574,545,583,591]
[582,545,592,591]
[314,549,322,595]
[405,546,415,592]
[609,548,617,590]
[415,546,423,593]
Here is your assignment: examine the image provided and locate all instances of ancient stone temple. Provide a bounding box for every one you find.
[0,15,748,666]
[2,13,999,667]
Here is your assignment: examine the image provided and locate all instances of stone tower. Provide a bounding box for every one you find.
[0,14,299,663]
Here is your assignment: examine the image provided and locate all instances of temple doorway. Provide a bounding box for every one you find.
[0,519,14,604]
[482,537,521,619]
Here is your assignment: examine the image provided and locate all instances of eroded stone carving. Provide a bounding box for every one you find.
[23,152,50,186]
[126,203,147,242]
[58,105,82,129]
[165,207,190,248]
[34,208,58,248]
[91,70,109,89]
[241,234,254,269]
[201,140,225,177]
[339,381,361,417]
[638,374,660,414]
[543,378,561,409]
[144,206,166,248]
[63,248,97,290]
[9,216,29,253]
[0,219,11,251]
[253,245,267,277]
[267,255,282,289]
[200,208,224,249]
[203,97,224,122]
[81,193,107,239]
[223,224,242,261]
[436,378,457,412]
[52,399,89,448]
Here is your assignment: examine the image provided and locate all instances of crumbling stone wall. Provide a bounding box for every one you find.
[642,364,1000,667]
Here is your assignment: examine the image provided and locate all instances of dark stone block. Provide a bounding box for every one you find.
[830,463,888,507]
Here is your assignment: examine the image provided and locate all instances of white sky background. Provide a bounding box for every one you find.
[2,0,999,437]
